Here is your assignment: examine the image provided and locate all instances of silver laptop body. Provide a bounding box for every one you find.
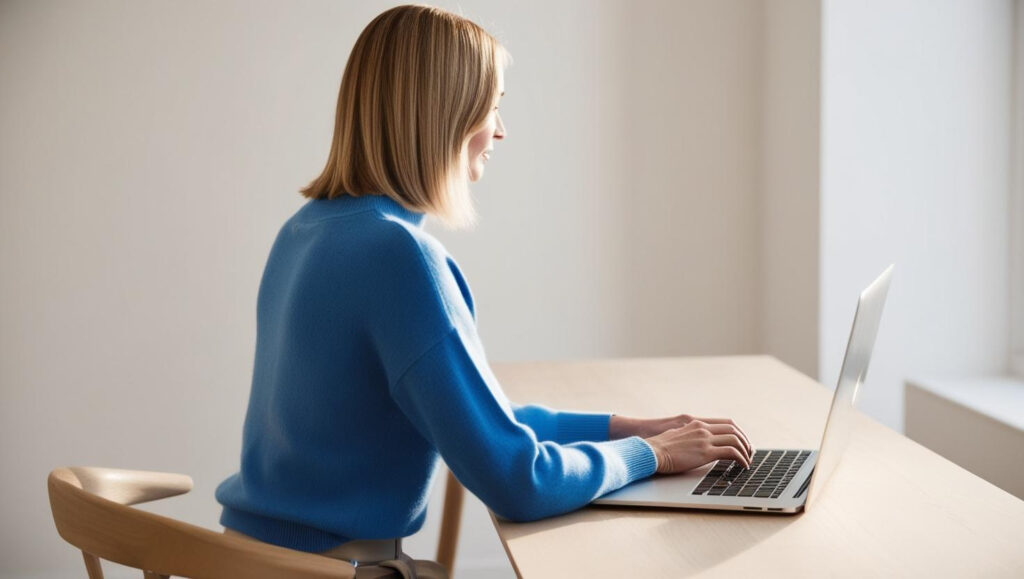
[593,265,893,514]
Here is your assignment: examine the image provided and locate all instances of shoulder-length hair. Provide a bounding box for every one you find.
[301,4,511,230]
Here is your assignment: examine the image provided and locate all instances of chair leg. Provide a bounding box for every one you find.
[82,552,104,579]
[435,469,464,575]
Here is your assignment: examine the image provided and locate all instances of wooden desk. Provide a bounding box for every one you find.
[488,356,1024,577]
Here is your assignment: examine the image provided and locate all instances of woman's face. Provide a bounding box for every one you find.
[465,68,506,183]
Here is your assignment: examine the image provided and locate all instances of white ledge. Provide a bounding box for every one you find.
[906,376,1024,432]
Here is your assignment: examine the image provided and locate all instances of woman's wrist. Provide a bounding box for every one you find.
[609,415,669,439]
[609,414,644,439]
[610,414,692,440]
[610,414,647,439]
[641,433,671,474]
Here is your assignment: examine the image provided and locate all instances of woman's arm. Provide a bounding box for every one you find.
[508,407,754,456]
[389,327,657,522]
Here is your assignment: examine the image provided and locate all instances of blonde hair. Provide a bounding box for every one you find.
[301,4,511,230]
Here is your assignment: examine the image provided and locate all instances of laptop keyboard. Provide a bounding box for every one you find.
[692,450,811,499]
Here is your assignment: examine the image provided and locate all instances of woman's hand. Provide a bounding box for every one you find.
[643,419,753,474]
[610,414,754,474]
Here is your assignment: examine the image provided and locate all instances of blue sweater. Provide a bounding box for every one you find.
[215,194,657,552]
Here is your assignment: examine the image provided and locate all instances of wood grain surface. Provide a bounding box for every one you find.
[488,356,1024,578]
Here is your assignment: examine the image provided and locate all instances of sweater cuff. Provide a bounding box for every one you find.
[556,412,613,443]
[606,436,659,483]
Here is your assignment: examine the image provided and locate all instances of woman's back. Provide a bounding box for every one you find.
[216,194,476,551]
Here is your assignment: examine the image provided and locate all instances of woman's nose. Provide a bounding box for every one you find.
[494,111,506,139]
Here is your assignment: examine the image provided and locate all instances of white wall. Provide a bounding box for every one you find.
[820,0,1015,430]
[0,1,777,577]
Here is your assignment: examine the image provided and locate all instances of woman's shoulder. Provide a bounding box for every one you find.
[281,198,469,312]
[286,200,438,261]
[360,218,475,321]
[327,211,475,348]
[322,215,459,303]
[358,214,450,271]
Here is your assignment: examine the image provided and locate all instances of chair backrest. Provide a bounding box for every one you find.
[48,467,356,579]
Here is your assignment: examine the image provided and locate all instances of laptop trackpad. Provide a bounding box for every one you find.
[593,462,712,505]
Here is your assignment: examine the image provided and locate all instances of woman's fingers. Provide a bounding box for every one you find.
[699,418,738,425]
[713,445,749,468]
[703,423,753,455]
[685,420,752,455]
[689,418,753,455]
[709,434,751,464]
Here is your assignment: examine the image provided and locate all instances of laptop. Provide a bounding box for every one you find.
[593,265,893,514]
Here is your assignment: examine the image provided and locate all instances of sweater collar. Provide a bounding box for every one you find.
[308,194,427,228]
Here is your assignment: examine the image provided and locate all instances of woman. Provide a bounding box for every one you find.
[216,4,753,576]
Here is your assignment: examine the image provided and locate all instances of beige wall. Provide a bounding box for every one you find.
[1013,0,1024,378]
[437,0,768,362]
[0,1,819,577]
[759,0,821,379]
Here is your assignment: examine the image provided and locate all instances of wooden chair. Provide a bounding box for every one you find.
[48,466,466,578]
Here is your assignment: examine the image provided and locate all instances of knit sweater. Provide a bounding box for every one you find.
[215,194,658,552]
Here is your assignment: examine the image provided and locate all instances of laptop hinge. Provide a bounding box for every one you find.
[794,471,813,498]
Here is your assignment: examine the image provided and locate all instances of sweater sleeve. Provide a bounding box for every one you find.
[511,404,612,444]
[389,326,657,523]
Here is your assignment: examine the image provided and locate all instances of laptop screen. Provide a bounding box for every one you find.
[806,265,893,509]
